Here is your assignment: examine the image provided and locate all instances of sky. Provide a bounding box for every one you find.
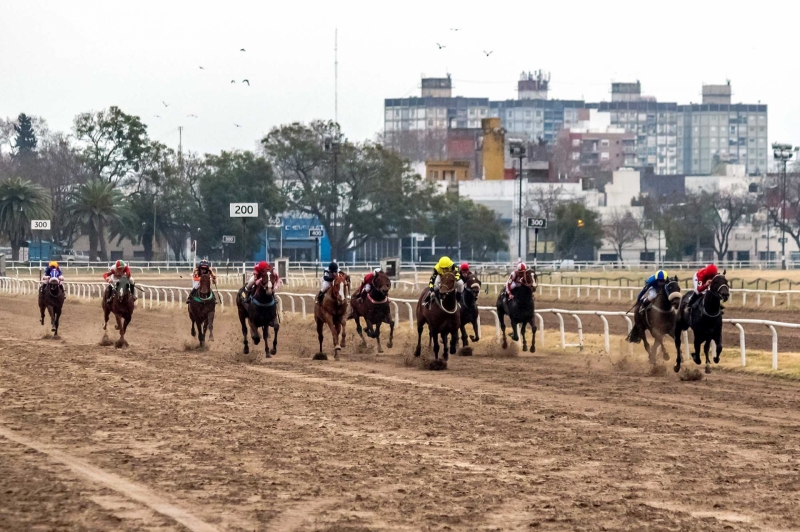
[2,1,799,156]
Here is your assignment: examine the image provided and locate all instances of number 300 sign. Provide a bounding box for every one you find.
[229,203,258,218]
[31,220,51,230]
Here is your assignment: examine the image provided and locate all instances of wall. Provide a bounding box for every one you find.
[481,118,505,180]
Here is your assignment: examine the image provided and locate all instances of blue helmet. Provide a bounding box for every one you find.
[655,270,667,281]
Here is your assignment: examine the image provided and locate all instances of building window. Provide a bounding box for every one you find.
[571,152,580,160]
[601,139,609,147]
[572,138,580,147]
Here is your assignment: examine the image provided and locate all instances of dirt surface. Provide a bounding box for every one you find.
[2,294,800,531]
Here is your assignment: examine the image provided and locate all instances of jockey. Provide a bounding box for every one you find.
[636,269,668,313]
[102,260,135,302]
[459,262,471,280]
[187,259,217,302]
[42,260,65,293]
[686,263,718,308]
[317,261,340,304]
[245,261,278,295]
[424,256,463,306]
[355,267,382,302]
[505,262,535,301]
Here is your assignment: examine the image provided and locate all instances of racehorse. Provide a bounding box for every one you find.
[102,275,135,348]
[39,277,65,337]
[414,271,460,364]
[459,271,482,351]
[626,276,682,365]
[187,271,216,348]
[236,269,280,357]
[496,269,537,352]
[348,270,394,354]
[314,272,350,360]
[674,272,730,374]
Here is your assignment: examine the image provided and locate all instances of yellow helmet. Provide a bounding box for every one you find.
[436,256,454,271]
[49,261,59,268]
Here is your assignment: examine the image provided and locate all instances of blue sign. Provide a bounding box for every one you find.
[257,214,331,263]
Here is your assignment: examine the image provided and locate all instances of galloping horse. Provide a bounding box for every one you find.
[459,270,482,350]
[627,276,682,364]
[496,269,537,352]
[314,272,350,360]
[39,278,65,337]
[188,272,216,347]
[237,269,280,357]
[348,270,394,353]
[415,271,460,363]
[102,276,135,348]
[674,272,730,374]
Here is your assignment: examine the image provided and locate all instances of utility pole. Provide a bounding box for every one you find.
[772,143,795,270]
[178,126,184,178]
[509,140,527,261]
[334,28,338,125]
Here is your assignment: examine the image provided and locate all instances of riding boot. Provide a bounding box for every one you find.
[639,299,649,314]
[316,291,324,305]
[187,288,197,303]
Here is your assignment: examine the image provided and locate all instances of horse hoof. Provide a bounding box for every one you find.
[243,346,250,355]
[531,346,536,353]
[312,352,328,360]
[522,345,528,352]
[191,330,196,337]
[414,349,421,358]
[115,325,120,331]
[265,353,272,359]
[270,348,277,355]
[387,342,393,349]
[691,355,701,365]
[663,351,670,361]
[673,365,680,373]
[510,334,519,342]
[501,341,508,349]
[253,337,261,345]
[705,366,711,374]
[713,356,720,364]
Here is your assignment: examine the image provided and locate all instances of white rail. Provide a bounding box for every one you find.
[2,276,798,371]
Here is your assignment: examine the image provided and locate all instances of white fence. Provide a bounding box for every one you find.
[0,276,796,372]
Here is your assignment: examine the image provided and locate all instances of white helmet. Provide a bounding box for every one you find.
[373,267,382,274]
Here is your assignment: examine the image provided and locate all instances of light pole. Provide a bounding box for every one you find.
[509,140,527,262]
[324,126,342,261]
[772,143,795,269]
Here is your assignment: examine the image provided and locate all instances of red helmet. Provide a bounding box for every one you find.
[706,264,718,276]
[460,262,470,271]
[518,262,527,271]
[255,261,269,272]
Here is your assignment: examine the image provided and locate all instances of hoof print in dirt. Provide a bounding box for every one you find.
[427,359,448,371]
[458,347,473,357]
[312,352,328,361]
[98,335,114,347]
[679,368,704,382]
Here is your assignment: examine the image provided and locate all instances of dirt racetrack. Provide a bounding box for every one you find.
[2,295,800,531]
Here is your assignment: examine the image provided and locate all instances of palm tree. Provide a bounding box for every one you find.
[68,179,130,260]
[0,177,52,260]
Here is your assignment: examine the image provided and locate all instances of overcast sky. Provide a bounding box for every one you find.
[2,1,798,156]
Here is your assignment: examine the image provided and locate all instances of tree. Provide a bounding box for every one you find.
[197,150,284,261]
[262,120,432,260]
[708,187,756,261]
[429,192,508,260]
[760,172,800,258]
[73,106,150,185]
[0,177,52,260]
[68,180,130,260]
[604,209,640,263]
[554,202,603,260]
[13,113,38,157]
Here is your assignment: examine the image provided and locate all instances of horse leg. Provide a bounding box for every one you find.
[529,318,536,353]
[103,304,110,331]
[339,316,347,349]
[354,314,366,344]
[327,319,341,360]
[39,302,45,326]
[270,318,279,356]
[498,311,508,349]
[432,331,440,360]
[198,319,206,347]
[470,318,480,343]
[691,334,702,366]
[510,319,520,342]
[414,318,425,358]
[316,318,324,354]
[47,306,55,332]
[642,333,653,364]
[191,318,197,338]
[460,324,469,348]
[249,317,261,345]
[263,325,271,358]
[520,322,528,352]
[240,315,250,354]
[703,339,712,374]
[208,311,215,341]
[449,330,457,357]
[374,322,383,354]
[673,327,683,372]
[386,317,394,349]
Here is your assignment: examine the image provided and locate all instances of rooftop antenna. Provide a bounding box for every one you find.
[334,28,338,125]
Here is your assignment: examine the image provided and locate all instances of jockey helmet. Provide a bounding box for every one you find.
[328,261,339,272]
[517,262,527,271]
[706,263,718,276]
[436,256,454,271]
[49,261,59,268]
[255,261,268,272]
[655,270,667,281]
[115,260,126,269]
[460,262,470,272]
[373,267,382,274]
[199,259,210,268]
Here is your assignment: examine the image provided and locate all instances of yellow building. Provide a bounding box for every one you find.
[425,160,471,183]
[481,117,504,180]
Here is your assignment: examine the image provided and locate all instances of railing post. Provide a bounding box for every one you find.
[490,310,502,340]
[599,315,610,354]
[536,313,544,346]
[768,324,778,370]
[404,302,414,332]
[571,314,583,350]
[734,323,745,367]
[556,312,566,349]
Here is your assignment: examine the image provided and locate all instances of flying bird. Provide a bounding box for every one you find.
[450,28,460,31]
[231,80,236,84]
[436,43,446,49]
[483,50,493,56]
[234,123,242,128]
[162,101,170,107]
[242,79,250,86]
[240,48,246,52]
[199,66,204,70]
[188,114,198,118]
[154,115,161,118]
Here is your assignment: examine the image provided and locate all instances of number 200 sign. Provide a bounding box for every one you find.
[229,203,258,218]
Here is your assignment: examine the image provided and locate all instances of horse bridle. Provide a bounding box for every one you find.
[709,274,730,300]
